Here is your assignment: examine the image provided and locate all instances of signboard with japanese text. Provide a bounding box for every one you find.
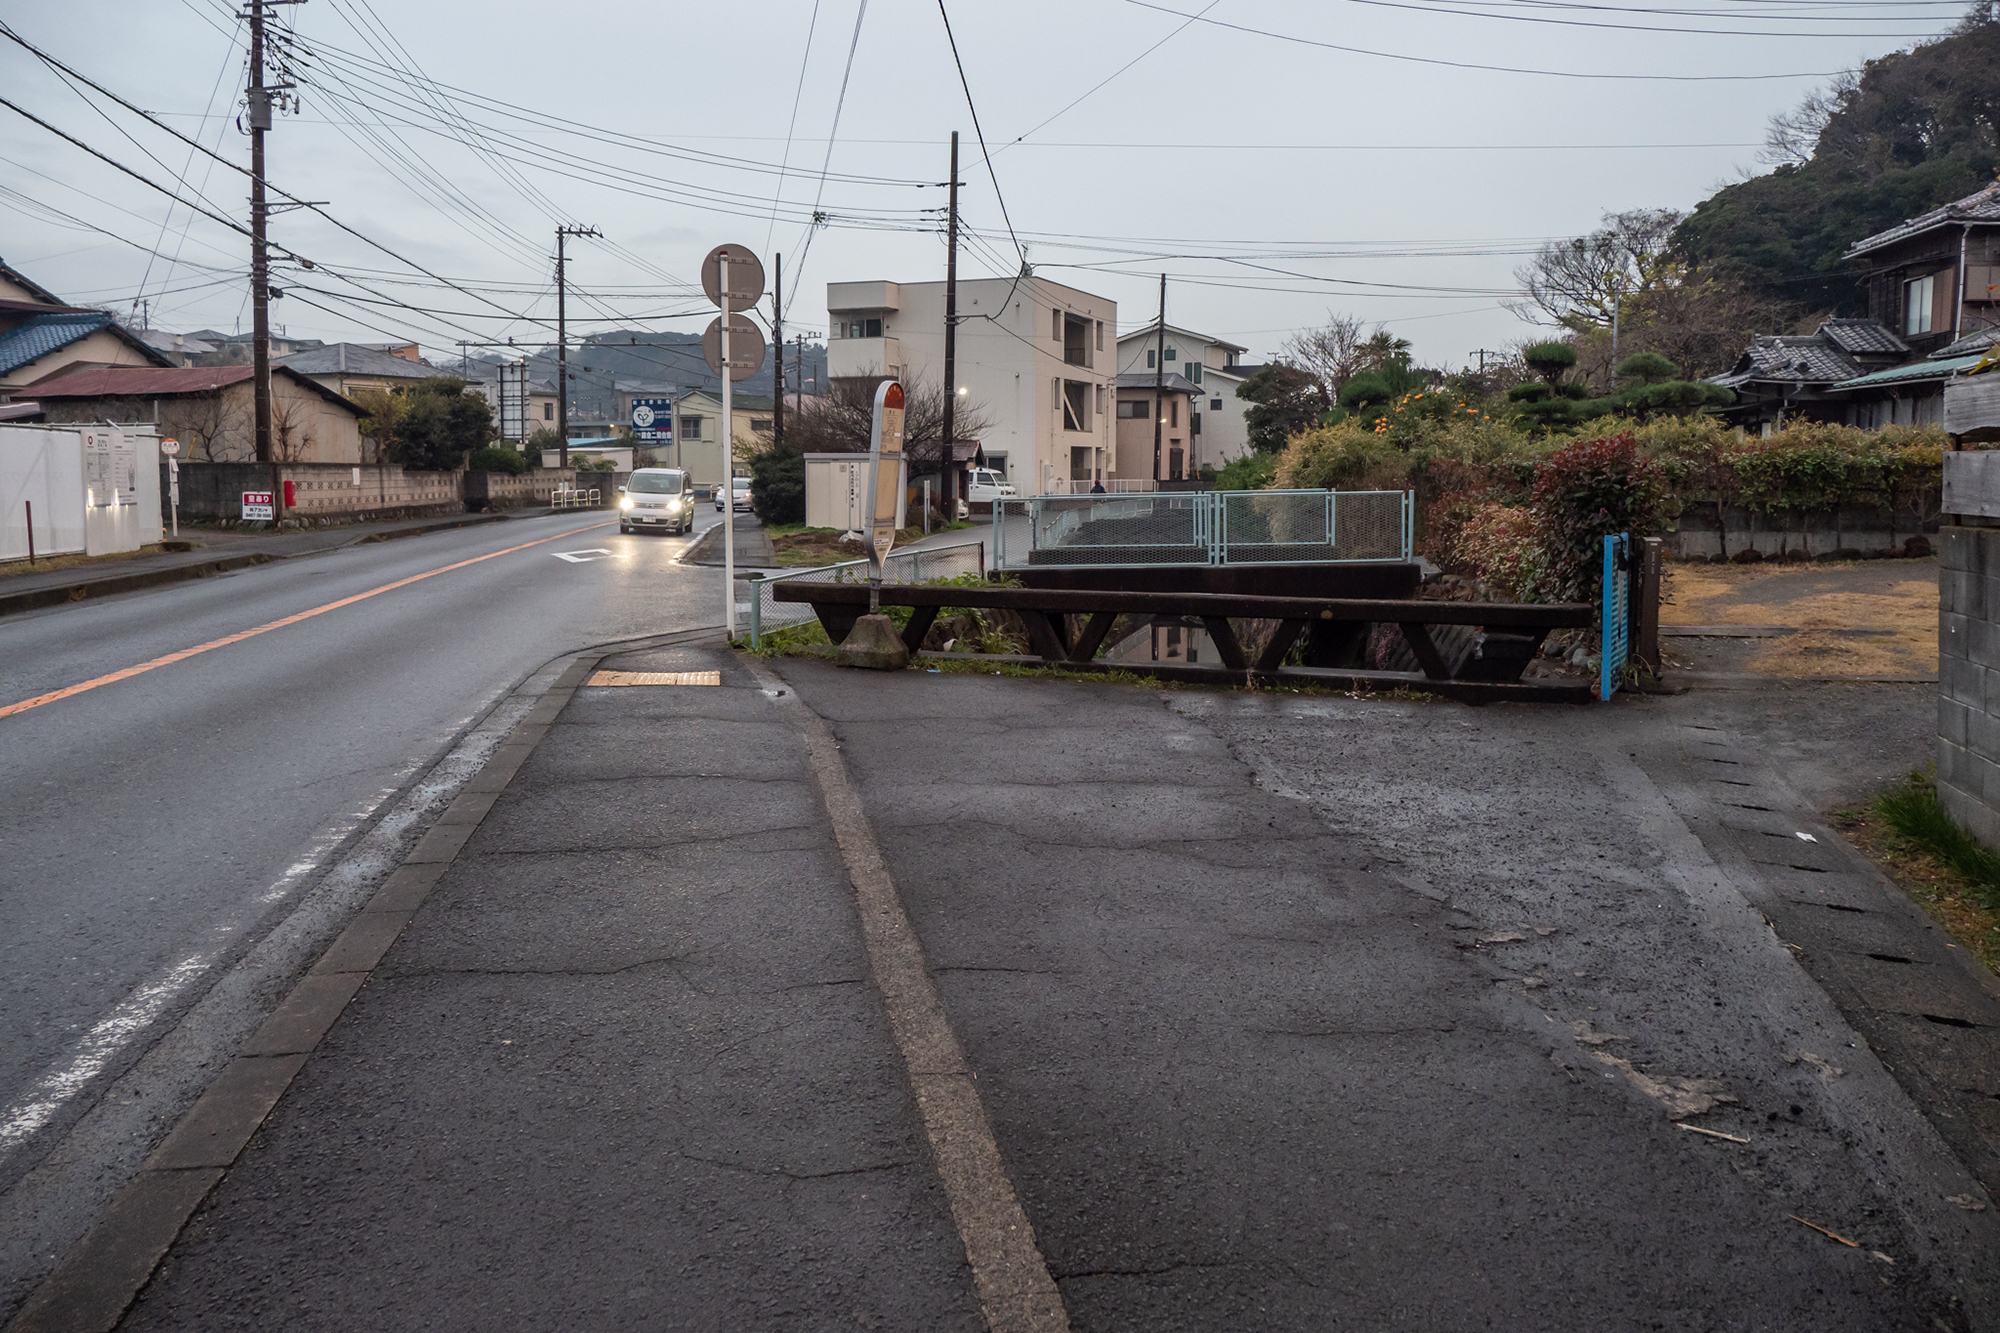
[630,397,674,444]
[241,491,275,522]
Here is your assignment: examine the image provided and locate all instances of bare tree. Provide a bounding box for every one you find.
[1281,314,1367,394]
[270,393,317,463]
[1512,208,1687,331]
[1759,70,1860,167]
[782,373,994,466]
[165,391,249,461]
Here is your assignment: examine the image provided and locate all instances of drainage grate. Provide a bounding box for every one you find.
[587,670,721,687]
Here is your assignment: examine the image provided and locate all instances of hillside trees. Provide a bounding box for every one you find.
[1673,7,2000,312]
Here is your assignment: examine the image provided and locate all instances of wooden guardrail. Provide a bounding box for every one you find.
[771,581,1596,704]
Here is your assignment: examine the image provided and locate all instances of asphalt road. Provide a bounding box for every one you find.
[0,508,728,1313]
[101,654,1999,1332]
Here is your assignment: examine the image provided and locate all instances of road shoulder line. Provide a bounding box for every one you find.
[4,629,718,1333]
[747,656,1070,1333]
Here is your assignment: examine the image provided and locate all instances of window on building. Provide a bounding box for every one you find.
[1164,347,1177,362]
[1210,398,1223,412]
[543,402,553,419]
[1169,398,1179,427]
[1169,447,1184,481]
[1118,400,1149,419]
[1063,312,1090,366]
[751,418,772,434]
[1906,274,1935,335]
[1146,349,1156,368]
[1070,446,1094,481]
[1225,351,1237,367]
[1189,363,1202,384]
[1192,411,1201,436]
[682,416,704,440]
[1061,379,1091,432]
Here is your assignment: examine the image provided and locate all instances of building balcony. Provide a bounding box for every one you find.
[828,336,903,382]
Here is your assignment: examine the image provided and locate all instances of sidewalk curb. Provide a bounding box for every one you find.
[3,626,720,1333]
[0,512,527,621]
[0,553,275,619]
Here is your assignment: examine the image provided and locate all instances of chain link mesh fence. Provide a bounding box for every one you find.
[747,539,986,644]
[993,490,1410,567]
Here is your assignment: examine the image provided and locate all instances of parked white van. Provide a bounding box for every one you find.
[618,468,695,535]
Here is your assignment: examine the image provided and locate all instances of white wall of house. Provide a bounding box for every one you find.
[1115,326,1254,469]
[827,276,1118,494]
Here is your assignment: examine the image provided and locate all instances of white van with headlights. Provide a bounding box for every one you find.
[618,467,695,534]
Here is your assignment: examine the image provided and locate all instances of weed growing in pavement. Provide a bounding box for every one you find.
[1835,773,2000,973]
[1873,774,2000,908]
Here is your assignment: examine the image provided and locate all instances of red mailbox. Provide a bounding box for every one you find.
[282,479,296,507]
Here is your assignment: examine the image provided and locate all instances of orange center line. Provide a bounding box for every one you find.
[0,520,619,722]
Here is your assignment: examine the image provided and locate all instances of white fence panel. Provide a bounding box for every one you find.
[0,424,88,560]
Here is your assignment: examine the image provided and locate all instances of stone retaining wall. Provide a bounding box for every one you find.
[166,461,578,526]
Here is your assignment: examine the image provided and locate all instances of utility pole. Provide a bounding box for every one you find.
[1153,273,1166,481]
[772,252,783,454]
[247,0,273,472]
[941,132,961,520]
[555,224,601,470]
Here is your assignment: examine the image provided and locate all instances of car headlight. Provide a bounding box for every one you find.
[666,498,681,512]
[619,497,634,510]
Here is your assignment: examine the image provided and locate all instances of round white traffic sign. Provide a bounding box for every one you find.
[702,314,767,382]
[701,245,766,309]
[158,437,181,457]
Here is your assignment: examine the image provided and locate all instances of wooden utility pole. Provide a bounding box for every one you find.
[248,0,272,471]
[1152,274,1166,481]
[940,132,960,519]
[772,252,783,453]
[554,225,601,471]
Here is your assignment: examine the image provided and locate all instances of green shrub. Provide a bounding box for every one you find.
[1214,451,1278,491]
[1457,503,1548,602]
[1270,421,1409,490]
[1529,432,1676,603]
[750,447,806,525]
[467,445,528,475]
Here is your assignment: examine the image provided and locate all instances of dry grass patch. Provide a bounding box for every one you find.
[1664,559,1938,676]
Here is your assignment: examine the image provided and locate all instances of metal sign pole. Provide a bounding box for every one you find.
[721,253,736,639]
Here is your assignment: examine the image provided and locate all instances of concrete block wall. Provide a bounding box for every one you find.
[1665,499,1939,560]
[1936,524,2000,847]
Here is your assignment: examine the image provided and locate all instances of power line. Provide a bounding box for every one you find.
[765,0,824,259]
[0,23,544,326]
[999,0,1222,152]
[936,0,1024,272]
[792,0,871,287]
[1116,0,1857,79]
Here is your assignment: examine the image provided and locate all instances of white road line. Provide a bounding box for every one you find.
[0,661,568,1311]
[0,954,218,1155]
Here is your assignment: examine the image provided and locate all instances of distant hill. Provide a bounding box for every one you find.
[517,331,827,422]
[1674,7,2000,315]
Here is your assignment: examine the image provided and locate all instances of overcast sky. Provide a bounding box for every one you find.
[0,0,1970,370]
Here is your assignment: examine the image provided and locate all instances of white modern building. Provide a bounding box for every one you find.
[1116,323,1260,469]
[825,276,1117,493]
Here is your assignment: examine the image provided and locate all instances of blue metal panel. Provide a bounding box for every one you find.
[1600,533,1630,701]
